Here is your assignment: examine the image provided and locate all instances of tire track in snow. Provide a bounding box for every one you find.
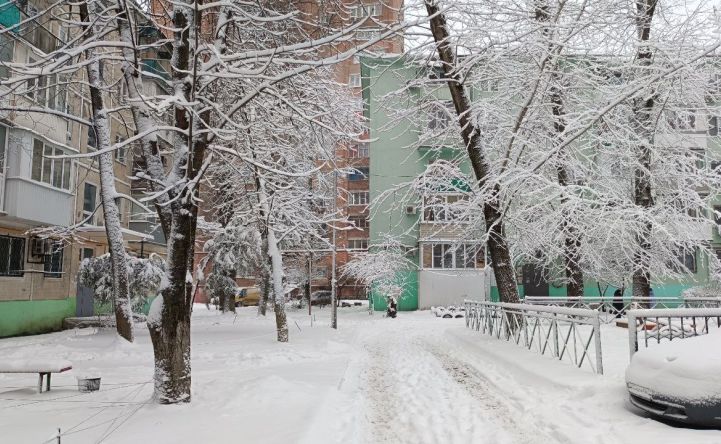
[360,329,512,444]
[422,340,573,444]
[362,342,404,443]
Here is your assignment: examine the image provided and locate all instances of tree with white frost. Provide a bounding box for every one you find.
[388,0,721,301]
[112,0,408,402]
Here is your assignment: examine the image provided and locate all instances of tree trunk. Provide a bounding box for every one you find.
[631,0,658,301]
[147,0,207,403]
[267,228,289,342]
[258,268,270,316]
[226,269,237,313]
[534,0,584,297]
[79,1,133,342]
[425,0,519,304]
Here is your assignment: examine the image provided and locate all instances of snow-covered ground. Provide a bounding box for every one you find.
[1,305,719,444]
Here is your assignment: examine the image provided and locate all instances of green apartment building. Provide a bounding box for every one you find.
[361,55,719,310]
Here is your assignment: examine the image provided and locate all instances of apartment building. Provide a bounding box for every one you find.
[0,1,167,337]
[311,1,404,300]
[361,55,721,309]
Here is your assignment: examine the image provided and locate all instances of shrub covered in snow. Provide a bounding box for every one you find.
[79,253,166,313]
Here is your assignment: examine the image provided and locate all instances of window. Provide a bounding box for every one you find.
[87,125,97,151]
[670,247,697,274]
[30,139,72,190]
[709,116,719,136]
[427,101,453,131]
[666,109,696,131]
[349,191,369,205]
[348,167,369,181]
[83,183,97,225]
[350,4,380,19]
[0,125,6,170]
[690,148,705,170]
[714,205,721,225]
[422,194,467,222]
[355,29,380,40]
[349,216,368,229]
[480,78,499,92]
[43,242,63,278]
[0,235,25,276]
[422,243,483,269]
[349,74,361,88]
[116,198,124,224]
[115,135,127,164]
[0,33,13,79]
[80,247,94,261]
[348,239,368,250]
[349,142,369,158]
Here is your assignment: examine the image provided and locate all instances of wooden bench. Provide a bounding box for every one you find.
[0,360,72,393]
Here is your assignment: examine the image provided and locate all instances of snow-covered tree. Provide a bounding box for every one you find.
[79,253,166,314]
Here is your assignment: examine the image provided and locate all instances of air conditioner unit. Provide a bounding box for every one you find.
[30,237,53,257]
[404,205,417,215]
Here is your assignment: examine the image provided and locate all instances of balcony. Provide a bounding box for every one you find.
[3,177,73,226]
[0,1,20,29]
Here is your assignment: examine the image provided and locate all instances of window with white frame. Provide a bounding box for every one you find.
[421,243,483,269]
[348,239,369,250]
[349,142,369,158]
[349,191,369,205]
[355,29,380,40]
[666,109,696,131]
[31,139,72,190]
[349,216,368,229]
[115,135,127,164]
[350,3,381,19]
[83,182,97,225]
[25,57,66,111]
[43,241,63,278]
[349,73,362,88]
[0,33,13,79]
[422,194,467,222]
[426,100,453,131]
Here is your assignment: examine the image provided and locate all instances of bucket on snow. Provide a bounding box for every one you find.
[77,377,101,392]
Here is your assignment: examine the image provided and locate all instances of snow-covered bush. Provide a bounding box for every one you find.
[79,253,166,313]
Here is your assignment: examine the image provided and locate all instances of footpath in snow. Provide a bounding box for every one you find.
[0,305,719,444]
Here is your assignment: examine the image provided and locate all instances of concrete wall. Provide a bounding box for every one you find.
[418,269,485,309]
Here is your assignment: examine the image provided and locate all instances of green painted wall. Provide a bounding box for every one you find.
[0,298,76,338]
[371,271,419,311]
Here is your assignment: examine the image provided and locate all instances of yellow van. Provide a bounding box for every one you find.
[235,287,261,307]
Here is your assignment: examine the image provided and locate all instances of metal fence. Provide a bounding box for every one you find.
[465,300,603,374]
[626,308,721,359]
[523,296,721,324]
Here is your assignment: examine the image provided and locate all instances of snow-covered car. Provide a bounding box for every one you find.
[625,330,721,427]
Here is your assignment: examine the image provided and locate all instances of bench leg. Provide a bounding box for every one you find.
[38,373,43,393]
[46,373,51,392]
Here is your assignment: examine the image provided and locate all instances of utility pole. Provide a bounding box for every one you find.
[331,162,338,329]
[307,252,312,316]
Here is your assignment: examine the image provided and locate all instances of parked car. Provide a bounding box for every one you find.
[310,291,332,307]
[626,330,721,427]
[235,287,261,307]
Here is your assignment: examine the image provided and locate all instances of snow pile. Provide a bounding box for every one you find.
[0,360,72,373]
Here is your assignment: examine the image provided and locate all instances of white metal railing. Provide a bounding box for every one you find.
[626,308,721,359]
[464,300,603,374]
[523,296,721,324]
